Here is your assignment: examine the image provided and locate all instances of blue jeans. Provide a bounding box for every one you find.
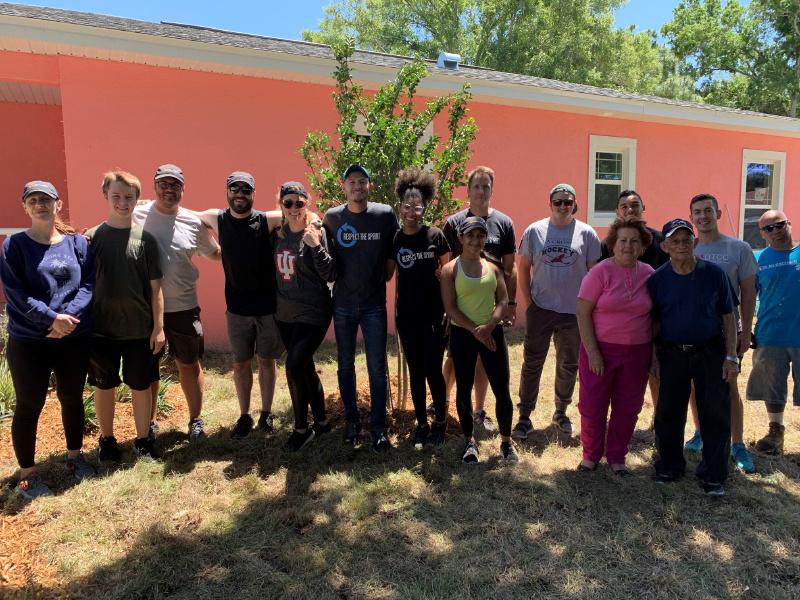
[333,303,388,436]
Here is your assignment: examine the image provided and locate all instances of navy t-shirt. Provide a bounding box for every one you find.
[391,226,450,322]
[647,259,734,345]
[442,208,516,266]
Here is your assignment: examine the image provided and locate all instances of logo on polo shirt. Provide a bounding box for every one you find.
[336,223,382,248]
[275,249,297,281]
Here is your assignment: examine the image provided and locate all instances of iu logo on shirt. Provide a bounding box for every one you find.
[275,249,298,281]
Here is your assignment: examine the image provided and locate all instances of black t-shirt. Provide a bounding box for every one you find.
[392,226,450,322]
[600,226,669,268]
[218,209,276,316]
[442,208,516,266]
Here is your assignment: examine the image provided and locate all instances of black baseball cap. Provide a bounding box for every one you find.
[154,164,185,184]
[227,171,255,189]
[279,181,309,199]
[22,180,58,200]
[458,216,488,235]
[342,164,371,181]
[662,218,694,238]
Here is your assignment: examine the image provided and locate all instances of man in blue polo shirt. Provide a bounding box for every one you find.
[648,218,738,497]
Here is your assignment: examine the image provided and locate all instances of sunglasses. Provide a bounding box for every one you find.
[282,198,307,209]
[157,180,183,191]
[552,199,574,207]
[229,185,253,195]
[400,203,424,214]
[761,220,788,233]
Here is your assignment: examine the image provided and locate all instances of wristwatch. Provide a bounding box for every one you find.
[724,355,740,365]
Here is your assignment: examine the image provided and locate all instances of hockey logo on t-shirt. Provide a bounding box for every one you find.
[275,249,298,281]
[542,243,578,267]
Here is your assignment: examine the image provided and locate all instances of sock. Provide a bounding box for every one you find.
[767,412,784,426]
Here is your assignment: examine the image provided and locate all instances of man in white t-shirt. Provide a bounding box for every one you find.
[512,183,602,440]
[132,164,221,442]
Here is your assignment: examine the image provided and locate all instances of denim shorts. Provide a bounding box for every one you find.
[746,346,800,407]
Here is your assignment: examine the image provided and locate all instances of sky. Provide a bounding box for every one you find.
[20,0,689,41]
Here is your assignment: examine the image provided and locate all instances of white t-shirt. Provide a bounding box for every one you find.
[132,201,217,312]
[519,218,602,314]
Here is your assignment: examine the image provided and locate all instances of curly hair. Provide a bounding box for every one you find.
[606,217,653,255]
[394,167,436,205]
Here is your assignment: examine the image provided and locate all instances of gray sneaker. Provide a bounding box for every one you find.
[552,411,573,434]
[188,418,206,441]
[511,418,533,440]
[15,474,53,499]
[66,452,96,481]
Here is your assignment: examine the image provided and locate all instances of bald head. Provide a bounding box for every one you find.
[758,209,787,228]
[759,209,793,251]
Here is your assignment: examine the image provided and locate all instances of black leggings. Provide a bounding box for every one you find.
[276,320,329,431]
[449,324,513,438]
[397,315,447,425]
[7,336,89,469]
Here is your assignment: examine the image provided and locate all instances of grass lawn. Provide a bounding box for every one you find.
[1,330,799,599]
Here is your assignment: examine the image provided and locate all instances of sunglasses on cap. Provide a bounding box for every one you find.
[552,199,574,207]
[282,198,307,209]
[761,220,788,233]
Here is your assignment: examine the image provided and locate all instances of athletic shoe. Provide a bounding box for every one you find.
[462,441,479,464]
[372,432,391,453]
[426,402,436,415]
[684,430,703,453]
[312,421,331,436]
[654,472,677,485]
[473,410,497,433]
[133,438,160,462]
[703,482,725,497]
[285,429,315,452]
[148,421,159,442]
[552,411,573,434]
[257,411,275,434]
[65,452,95,480]
[427,422,446,447]
[731,442,755,474]
[15,475,53,500]
[412,424,430,450]
[344,421,362,445]
[755,422,784,455]
[98,435,122,462]
[231,414,254,439]
[188,418,206,442]
[500,441,519,464]
[511,417,533,440]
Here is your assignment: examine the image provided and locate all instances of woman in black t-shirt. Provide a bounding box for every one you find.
[389,168,450,449]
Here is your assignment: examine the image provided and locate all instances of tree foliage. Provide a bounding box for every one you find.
[300,38,477,224]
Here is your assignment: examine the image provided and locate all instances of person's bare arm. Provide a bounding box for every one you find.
[577,298,603,375]
[265,210,284,232]
[191,208,221,235]
[149,279,165,354]
[517,254,533,312]
[738,275,756,355]
[502,253,518,323]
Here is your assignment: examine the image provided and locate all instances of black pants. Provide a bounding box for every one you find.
[397,315,447,426]
[7,336,89,469]
[449,324,513,438]
[276,320,329,431]
[655,339,731,484]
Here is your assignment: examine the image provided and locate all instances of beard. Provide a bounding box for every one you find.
[228,197,253,215]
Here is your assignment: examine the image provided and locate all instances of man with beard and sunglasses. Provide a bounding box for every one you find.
[194,171,285,439]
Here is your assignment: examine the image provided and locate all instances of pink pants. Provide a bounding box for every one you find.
[578,341,651,464]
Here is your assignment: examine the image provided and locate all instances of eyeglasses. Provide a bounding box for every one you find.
[228,185,253,195]
[761,220,788,233]
[400,203,424,214]
[552,199,574,207]
[282,198,307,209]
[157,181,183,191]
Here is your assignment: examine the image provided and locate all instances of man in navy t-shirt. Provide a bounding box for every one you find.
[648,218,738,497]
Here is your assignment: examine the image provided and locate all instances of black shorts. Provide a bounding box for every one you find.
[164,306,204,364]
[88,337,158,391]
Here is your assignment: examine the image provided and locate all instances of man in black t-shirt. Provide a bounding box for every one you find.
[599,190,668,268]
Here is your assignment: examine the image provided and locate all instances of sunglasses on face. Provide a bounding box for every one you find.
[229,185,253,195]
[761,220,788,233]
[282,198,307,209]
[552,199,574,207]
[157,181,183,191]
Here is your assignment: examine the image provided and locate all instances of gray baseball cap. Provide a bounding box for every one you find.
[227,171,255,189]
[154,164,185,184]
[22,180,58,200]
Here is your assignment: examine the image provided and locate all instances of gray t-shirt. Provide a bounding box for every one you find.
[132,202,217,313]
[519,218,602,314]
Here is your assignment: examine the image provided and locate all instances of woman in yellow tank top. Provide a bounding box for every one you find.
[440,216,519,464]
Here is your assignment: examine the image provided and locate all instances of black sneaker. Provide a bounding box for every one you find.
[231,414,254,439]
[285,429,315,452]
[133,437,160,462]
[372,432,391,453]
[98,436,121,462]
[427,422,446,447]
[703,482,725,497]
[188,418,206,442]
[148,421,159,442]
[412,424,430,450]
[257,411,274,434]
[462,441,479,464]
[312,421,331,436]
[654,472,677,485]
[500,441,519,464]
[344,421,362,445]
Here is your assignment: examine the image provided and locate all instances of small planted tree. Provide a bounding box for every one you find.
[300,38,478,225]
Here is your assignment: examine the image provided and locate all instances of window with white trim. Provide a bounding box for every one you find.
[587,135,637,227]
[740,149,785,250]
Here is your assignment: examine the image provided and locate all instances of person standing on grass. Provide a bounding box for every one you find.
[0,181,95,499]
[512,183,602,441]
[648,218,738,497]
[441,166,517,432]
[87,171,165,462]
[323,164,399,453]
[576,217,655,475]
[272,181,335,452]
[684,193,758,474]
[389,168,450,449]
[193,172,284,439]
[746,210,800,455]
[133,164,221,442]
[440,216,518,464]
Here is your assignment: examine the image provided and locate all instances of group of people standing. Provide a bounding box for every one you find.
[2,162,797,500]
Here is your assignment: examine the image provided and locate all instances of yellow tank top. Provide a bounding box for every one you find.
[454,258,497,327]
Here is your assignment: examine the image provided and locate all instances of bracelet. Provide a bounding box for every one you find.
[508,301,517,306]
[724,355,740,364]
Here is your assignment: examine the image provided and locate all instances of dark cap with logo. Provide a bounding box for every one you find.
[154,164,185,184]
[280,181,308,199]
[227,171,255,189]
[661,218,694,238]
[458,216,488,235]
[22,180,59,200]
[342,163,371,181]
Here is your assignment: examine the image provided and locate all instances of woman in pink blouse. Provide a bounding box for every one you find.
[576,218,655,475]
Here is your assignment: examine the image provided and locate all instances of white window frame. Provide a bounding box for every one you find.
[587,135,637,227]
[740,149,785,245]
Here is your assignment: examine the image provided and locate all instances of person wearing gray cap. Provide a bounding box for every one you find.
[512,183,602,441]
[193,171,285,439]
[132,164,221,442]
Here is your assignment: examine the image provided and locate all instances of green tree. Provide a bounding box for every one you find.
[304,0,698,100]
[663,0,800,116]
[300,38,477,224]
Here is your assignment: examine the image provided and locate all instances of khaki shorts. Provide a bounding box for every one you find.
[226,312,284,363]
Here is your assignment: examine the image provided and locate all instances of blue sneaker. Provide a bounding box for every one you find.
[684,431,703,453]
[731,442,755,474]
